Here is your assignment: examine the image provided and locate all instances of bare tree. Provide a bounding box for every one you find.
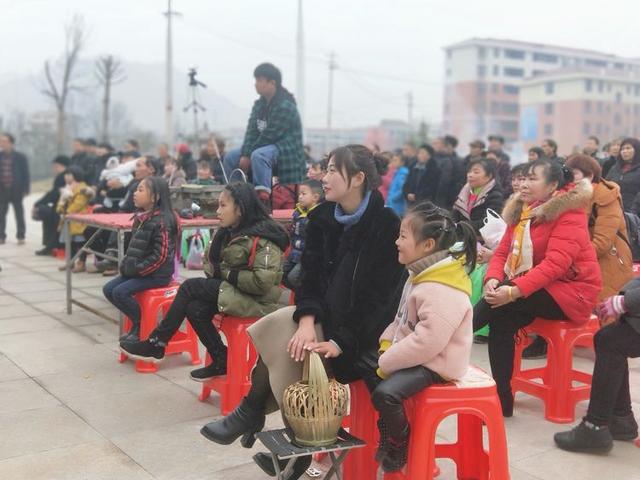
[41,15,86,153]
[95,55,126,143]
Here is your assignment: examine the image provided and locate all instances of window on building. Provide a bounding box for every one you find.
[502,103,519,114]
[503,84,520,95]
[501,120,519,132]
[533,52,558,63]
[584,100,592,113]
[635,104,640,116]
[493,48,500,57]
[627,85,632,95]
[490,101,500,114]
[636,85,640,96]
[606,105,611,113]
[476,83,487,96]
[616,92,622,104]
[446,50,452,59]
[597,102,603,114]
[586,59,608,68]
[626,106,631,115]
[532,70,545,77]
[504,67,525,77]
[614,62,625,70]
[477,65,486,77]
[544,103,554,115]
[614,113,622,126]
[583,122,591,135]
[607,83,612,92]
[544,123,553,135]
[491,84,499,94]
[478,47,486,59]
[598,81,604,93]
[504,49,526,60]
[585,79,593,92]
[545,82,555,94]
[493,65,499,76]
[476,102,487,114]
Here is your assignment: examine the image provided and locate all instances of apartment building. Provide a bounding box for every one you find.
[442,38,640,149]
[519,68,640,154]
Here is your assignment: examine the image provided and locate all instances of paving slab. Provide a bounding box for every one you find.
[0,405,103,460]
[0,441,154,480]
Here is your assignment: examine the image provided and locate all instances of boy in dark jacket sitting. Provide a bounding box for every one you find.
[283,179,323,290]
[103,176,178,341]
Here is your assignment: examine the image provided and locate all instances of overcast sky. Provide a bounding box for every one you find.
[2,0,640,129]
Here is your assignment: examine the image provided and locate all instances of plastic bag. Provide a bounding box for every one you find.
[185,233,205,270]
[479,209,507,250]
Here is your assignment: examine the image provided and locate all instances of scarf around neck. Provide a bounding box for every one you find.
[334,190,371,230]
[504,203,534,279]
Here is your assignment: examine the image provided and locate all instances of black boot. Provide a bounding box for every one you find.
[200,397,265,448]
[189,319,227,382]
[35,247,53,256]
[610,413,639,441]
[381,427,410,473]
[119,323,140,342]
[374,418,390,463]
[554,419,613,453]
[119,336,165,362]
[190,349,227,382]
[522,336,547,359]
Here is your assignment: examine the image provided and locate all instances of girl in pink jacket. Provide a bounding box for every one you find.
[372,202,477,472]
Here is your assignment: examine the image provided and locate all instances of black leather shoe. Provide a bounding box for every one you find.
[252,452,282,477]
[554,419,613,453]
[200,398,265,448]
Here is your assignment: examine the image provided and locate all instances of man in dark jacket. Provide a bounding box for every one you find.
[223,63,305,206]
[34,155,69,255]
[431,137,458,208]
[555,278,640,453]
[0,133,30,244]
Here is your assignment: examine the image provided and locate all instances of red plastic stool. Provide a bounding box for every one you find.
[512,316,597,423]
[343,381,440,480]
[52,248,65,259]
[199,314,260,415]
[385,366,509,480]
[119,282,201,373]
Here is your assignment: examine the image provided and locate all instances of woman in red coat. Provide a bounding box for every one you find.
[474,159,601,416]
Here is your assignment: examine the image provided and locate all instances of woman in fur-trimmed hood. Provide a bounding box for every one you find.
[473,160,601,417]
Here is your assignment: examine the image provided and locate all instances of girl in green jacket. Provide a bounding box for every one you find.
[120,182,289,381]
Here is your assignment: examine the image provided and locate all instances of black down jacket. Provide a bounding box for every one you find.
[120,209,177,279]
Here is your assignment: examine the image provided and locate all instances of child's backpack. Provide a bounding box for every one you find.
[185,231,206,270]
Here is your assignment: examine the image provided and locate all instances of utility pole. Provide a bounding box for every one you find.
[164,0,180,146]
[326,51,337,151]
[296,0,305,131]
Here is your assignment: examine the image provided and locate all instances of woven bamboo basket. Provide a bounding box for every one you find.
[282,352,349,447]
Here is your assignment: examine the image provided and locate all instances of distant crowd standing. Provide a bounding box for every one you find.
[2,59,640,476]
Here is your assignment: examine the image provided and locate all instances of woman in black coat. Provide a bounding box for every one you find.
[452,158,504,236]
[200,145,404,479]
[606,137,640,212]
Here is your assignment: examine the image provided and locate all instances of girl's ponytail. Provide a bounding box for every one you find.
[453,221,478,273]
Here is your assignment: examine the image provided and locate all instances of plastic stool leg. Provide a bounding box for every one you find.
[344,382,379,480]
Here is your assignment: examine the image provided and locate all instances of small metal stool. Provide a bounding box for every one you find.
[255,428,365,480]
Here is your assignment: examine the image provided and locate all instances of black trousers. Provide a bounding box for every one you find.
[473,287,565,396]
[0,188,25,240]
[151,277,225,358]
[34,204,61,249]
[586,321,640,425]
[371,365,445,438]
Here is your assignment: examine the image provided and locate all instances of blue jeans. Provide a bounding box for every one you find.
[224,145,279,192]
[103,275,172,325]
